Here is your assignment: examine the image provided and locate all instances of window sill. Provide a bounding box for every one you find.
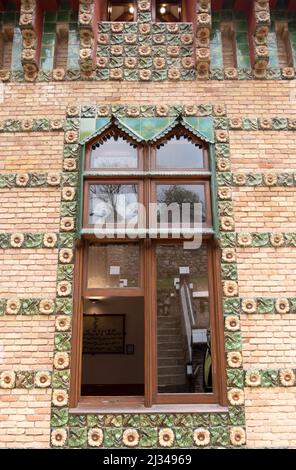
[69,396,228,414]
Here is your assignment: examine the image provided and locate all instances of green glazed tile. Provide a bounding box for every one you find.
[87,414,105,427]
[68,415,87,428]
[261,370,279,387]
[174,428,193,448]
[192,414,210,427]
[122,414,141,427]
[210,426,229,447]
[103,428,123,448]
[51,408,69,427]
[104,415,123,427]
[225,332,242,351]
[54,333,71,352]
[228,407,245,426]
[227,369,244,389]
[52,370,70,389]
[68,427,87,448]
[139,428,158,448]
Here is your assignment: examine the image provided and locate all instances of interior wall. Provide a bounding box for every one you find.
[82,297,144,385]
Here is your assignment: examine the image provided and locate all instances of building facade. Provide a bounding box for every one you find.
[0,0,296,449]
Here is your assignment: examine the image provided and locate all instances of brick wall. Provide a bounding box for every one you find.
[245,388,296,448]
[0,133,64,172]
[241,314,296,368]
[237,247,296,297]
[0,188,61,232]
[0,249,58,297]
[0,77,296,448]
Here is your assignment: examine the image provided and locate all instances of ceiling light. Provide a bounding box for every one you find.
[129,5,135,14]
[160,6,166,14]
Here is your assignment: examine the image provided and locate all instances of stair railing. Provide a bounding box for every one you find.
[179,278,196,373]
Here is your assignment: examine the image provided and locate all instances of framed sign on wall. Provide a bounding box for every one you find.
[83,314,125,354]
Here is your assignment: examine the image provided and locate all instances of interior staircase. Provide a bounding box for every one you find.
[157,290,188,393]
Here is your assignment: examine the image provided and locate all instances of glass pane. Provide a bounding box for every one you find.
[81,298,144,396]
[90,137,138,169]
[156,137,204,169]
[89,184,138,225]
[108,1,135,21]
[156,0,181,22]
[156,184,206,224]
[87,244,140,288]
[157,243,212,394]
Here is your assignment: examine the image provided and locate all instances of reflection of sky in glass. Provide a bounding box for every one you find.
[89,184,138,225]
[157,184,206,223]
[90,137,137,169]
[156,137,204,169]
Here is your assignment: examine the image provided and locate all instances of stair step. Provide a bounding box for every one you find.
[158,375,186,385]
[158,358,185,366]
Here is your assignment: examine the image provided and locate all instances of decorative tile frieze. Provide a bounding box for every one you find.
[244,369,296,388]
[96,21,195,82]
[20,0,39,81]
[79,0,96,79]
[0,298,73,316]
[196,0,211,80]
[218,172,296,188]
[0,369,52,389]
[217,232,296,248]
[0,118,65,132]
[0,173,65,188]
[240,297,296,315]
[252,0,271,79]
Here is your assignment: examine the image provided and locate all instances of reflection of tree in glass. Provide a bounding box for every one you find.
[158,185,205,223]
[89,185,138,223]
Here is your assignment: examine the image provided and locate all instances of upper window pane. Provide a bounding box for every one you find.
[156,137,205,169]
[88,184,138,226]
[156,0,181,22]
[108,1,135,21]
[90,137,138,169]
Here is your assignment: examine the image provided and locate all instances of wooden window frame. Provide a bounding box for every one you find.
[69,131,227,409]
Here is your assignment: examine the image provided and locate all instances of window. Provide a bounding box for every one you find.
[154,0,182,22]
[71,128,226,408]
[107,1,136,22]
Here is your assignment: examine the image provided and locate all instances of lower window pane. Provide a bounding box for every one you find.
[81,297,144,396]
[87,243,140,289]
[156,243,212,394]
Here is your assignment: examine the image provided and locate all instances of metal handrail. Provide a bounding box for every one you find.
[179,280,196,367]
